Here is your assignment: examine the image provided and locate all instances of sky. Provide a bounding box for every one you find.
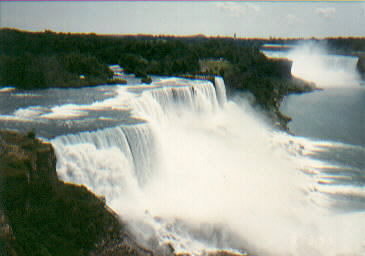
[1,1,365,38]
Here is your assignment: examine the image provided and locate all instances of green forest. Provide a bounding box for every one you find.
[1,28,364,115]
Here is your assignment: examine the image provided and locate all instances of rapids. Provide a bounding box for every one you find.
[50,76,365,256]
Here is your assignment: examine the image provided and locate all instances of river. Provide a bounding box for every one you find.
[0,46,364,255]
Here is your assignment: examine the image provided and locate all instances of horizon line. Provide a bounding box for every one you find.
[2,27,365,40]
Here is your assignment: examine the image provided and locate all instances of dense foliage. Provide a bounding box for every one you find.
[325,38,365,53]
[0,52,113,89]
[0,28,299,108]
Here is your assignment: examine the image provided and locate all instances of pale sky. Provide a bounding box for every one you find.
[1,1,365,38]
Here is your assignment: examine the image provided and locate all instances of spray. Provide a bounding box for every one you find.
[288,41,361,88]
[53,77,365,256]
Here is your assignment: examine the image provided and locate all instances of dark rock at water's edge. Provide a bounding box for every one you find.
[264,76,316,131]
[141,76,153,84]
[179,59,315,131]
[0,130,254,256]
[357,54,365,79]
[208,57,315,131]
[0,130,157,256]
[106,78,128,85]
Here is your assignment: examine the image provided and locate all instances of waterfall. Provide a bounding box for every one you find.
[262,42,361,88]
[53,77,220,196]
[52,77,365,256]
[214,76,227,107]
[289,51,360,87]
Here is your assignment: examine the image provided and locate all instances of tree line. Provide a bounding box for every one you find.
[2,29,362,112]
[0,29,295,107]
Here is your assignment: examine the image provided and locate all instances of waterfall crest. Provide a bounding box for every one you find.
[52,77,365,256]
[53,78,221,191]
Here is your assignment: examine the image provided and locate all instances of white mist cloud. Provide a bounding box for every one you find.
[288,42,361,88]
[54,76,365,255]
[216,2,260,17]
[315,7,336,19]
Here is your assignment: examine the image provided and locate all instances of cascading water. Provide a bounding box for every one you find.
[213,76,227,107]
[263,41,362,88]
[51,76,365,256]
[289,44,361,88]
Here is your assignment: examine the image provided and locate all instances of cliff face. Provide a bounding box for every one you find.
[0,131,128,256]
[222,57,315,131]
[0,130,58,187]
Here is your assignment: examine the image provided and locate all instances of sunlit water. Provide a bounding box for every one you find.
[0,50,364,255]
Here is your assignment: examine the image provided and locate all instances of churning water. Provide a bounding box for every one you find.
[263,41,361,89]
[1,47,364,255]
[51,79,365,255]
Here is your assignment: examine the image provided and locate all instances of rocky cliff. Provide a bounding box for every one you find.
[0,130,155,256]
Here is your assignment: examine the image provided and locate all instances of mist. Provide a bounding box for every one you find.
[52,77,365,255]
[288,41,361,88]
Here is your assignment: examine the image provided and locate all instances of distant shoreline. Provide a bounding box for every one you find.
[7,28,365,128]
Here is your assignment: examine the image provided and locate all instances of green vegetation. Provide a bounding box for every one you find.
[0,131,123,256]
[0,29,307,98]
[0,53,113,89]
[325,37,365,54]
[0,29,319,127]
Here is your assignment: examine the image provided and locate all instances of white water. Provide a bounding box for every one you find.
[52,77,365,255]
[264,41,362,88]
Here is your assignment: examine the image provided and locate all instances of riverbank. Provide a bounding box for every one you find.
[0,28,316,129]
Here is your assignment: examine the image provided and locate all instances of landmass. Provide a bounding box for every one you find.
[0,28,318,129]
[1,29,364,256]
